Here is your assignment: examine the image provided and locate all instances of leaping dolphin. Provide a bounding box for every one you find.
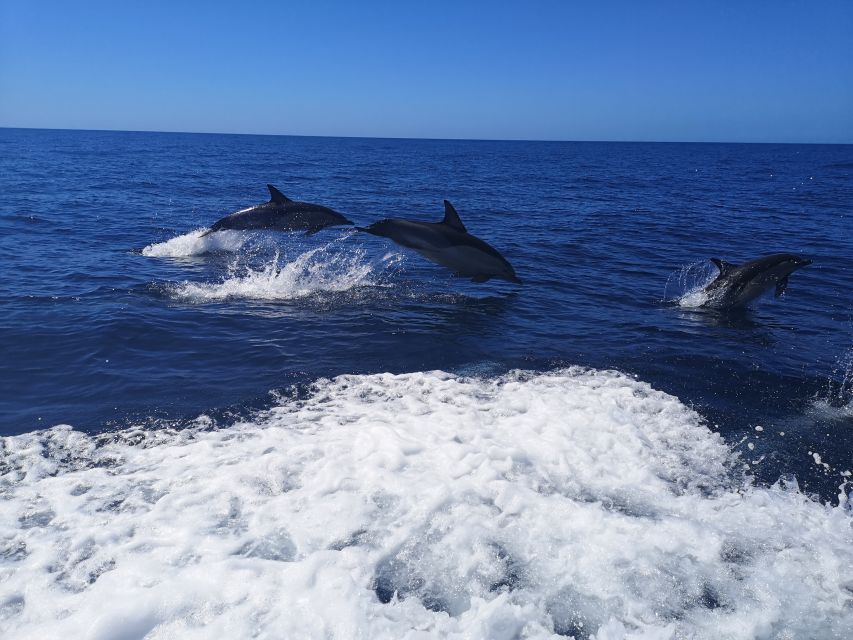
[201,185,353,236]
[701,253,812,309]
[357,200,521,284]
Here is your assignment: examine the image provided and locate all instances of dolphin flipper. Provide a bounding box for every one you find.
[775,276,789,297]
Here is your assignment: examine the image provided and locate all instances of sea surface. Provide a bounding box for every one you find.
[1,128,852,638]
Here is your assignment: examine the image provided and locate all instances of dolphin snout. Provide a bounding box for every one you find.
[796,257,813,267]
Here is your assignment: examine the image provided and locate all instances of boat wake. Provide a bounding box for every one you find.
[1,368,850,638]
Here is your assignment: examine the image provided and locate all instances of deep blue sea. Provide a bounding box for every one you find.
[3,128,851,496]
[1,128,852,637]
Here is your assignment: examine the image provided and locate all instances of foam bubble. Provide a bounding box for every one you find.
[141,229,247,257]
[168,244,398,302]
[1,369,851,638]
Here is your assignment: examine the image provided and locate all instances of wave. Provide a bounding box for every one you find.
[1,368,850,638]
[167,243,400,302]
[141,228,247,257]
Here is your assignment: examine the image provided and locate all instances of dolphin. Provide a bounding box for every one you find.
[201,185,353,236]
[357,200,521,284]
[701,253,812,309]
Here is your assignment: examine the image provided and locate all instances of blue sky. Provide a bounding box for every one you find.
[1,1,851,142]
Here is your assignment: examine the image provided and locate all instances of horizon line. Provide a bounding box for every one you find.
[1,125,851,146]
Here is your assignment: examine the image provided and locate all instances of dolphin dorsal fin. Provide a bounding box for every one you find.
[442,200,467,232]
[267,184,292,204]
[710,258,737,276]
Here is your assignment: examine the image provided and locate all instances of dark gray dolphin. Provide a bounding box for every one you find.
[201,185,353,236]
[357,200,521,284]
[701,253,812,308]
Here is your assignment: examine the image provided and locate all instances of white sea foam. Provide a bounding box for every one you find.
[141,229,247,257]
[1,369,851,639]
[169,245,399,302]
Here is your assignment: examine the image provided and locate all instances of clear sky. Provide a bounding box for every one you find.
[1,1,851,142]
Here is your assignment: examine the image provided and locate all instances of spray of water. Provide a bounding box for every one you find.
[168,238,403,302]
[813,344,853,416]
[663,260,717,307]
[142,228,247,257]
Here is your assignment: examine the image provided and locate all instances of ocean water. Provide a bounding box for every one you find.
[1,128,851,638]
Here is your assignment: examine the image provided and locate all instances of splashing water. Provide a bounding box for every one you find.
[663,260,717,308]
[832,346,853,405]
[141,228,248,257]
[169,241,402,302]
[812,345,853,420]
